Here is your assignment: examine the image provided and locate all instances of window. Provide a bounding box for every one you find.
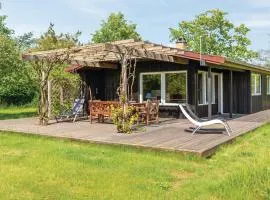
[251,73,261,95]
[140,71,187,104]
[142,74,161,101]
[198,71,218,105]
[267,76,270,95]
[165,72,187,103]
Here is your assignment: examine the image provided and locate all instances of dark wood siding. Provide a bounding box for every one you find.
[79,59,270,119]
[251,74,270,113]
[223,70,251,114]
[197,104,218,117]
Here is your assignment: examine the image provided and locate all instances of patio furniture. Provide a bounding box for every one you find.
[88,100,159,125]
[55,98,85,123]
[89,101,119,123]
[185,104,232,133]
[185,104,207,122]
[147,100,159,125]
[179,104,232,136]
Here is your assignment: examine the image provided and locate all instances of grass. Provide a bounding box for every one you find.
[0,106,37,120]
[0,124,269,199]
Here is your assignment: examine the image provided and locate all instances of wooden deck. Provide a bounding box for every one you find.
[0,109,269,157]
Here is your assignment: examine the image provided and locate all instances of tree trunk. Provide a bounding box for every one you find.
[39,71,49,126]
[47,80,52,119]
[121,56,128,115]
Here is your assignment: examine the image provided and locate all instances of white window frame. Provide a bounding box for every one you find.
[198,71,219,105]
[267,75,270,95]
[139,71,187,106]
[251,73,262,96]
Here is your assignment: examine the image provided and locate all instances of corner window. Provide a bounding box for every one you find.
[267,76,270,95]
[251,73,261,96]
[140,71,187,104]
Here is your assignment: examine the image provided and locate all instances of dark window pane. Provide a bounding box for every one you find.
[142,74,161,101]
[165,73,187,103]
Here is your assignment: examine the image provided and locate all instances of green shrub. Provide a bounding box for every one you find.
[111,105,138,133]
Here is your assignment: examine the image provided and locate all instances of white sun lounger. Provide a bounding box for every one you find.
[179,104,232,136]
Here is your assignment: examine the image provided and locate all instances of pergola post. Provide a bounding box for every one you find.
[229,70,233,118]
[47,80,52,118]
[208,67,212,120]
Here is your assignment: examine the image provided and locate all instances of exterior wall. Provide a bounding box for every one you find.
[223,70,251,114]
[251,74,270,113]
[80,60,270,119]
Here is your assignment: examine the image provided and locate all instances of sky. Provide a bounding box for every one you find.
[1,0,270,51]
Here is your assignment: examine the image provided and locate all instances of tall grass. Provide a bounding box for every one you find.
[0,123,269,199]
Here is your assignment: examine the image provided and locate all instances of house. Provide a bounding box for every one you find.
[23,39,270,119]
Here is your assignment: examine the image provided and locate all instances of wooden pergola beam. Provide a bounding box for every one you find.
[22,40,183,64]
[103,43,175,63]
[70,60,118,69]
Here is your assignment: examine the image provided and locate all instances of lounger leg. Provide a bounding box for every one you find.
[225,121,232,134]
[192,126,200,135]
[223,124,231,136]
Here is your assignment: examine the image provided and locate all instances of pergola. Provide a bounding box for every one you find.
[23,39,190,69]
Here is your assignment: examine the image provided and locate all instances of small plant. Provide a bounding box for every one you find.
[111,105,138,134]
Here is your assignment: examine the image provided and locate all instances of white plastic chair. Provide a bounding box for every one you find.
[179,105,231,136]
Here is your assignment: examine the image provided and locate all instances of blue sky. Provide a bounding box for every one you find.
[1,0,270,50]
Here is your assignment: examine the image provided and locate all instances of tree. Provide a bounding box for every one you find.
[91,12,141,43]
[170,9,258,61]
[28,23,81,125]
[0,16,37,105]
[15,32,36,52]
[0,15,14,37]
[0,34,36,105]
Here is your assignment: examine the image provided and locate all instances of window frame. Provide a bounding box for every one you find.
[139,71,188,105]
[251,73,262,96]
[267,75,270,95]
[198,71,219,105]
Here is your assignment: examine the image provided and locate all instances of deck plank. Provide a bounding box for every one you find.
[0,109,269,157]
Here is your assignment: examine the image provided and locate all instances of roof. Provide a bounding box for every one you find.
[22,39,270,74]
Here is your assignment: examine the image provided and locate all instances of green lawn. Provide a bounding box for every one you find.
[0,124,269,200]
[0,106,37,120]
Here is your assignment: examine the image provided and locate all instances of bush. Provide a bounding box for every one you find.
[111,105,138,134]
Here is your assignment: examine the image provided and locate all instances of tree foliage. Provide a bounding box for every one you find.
[34,23,81,51]
[0,16,37,105]
[0,15,14,37]
[15,32,36,52]
[170,9,258,61]
[91,12,141,43]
